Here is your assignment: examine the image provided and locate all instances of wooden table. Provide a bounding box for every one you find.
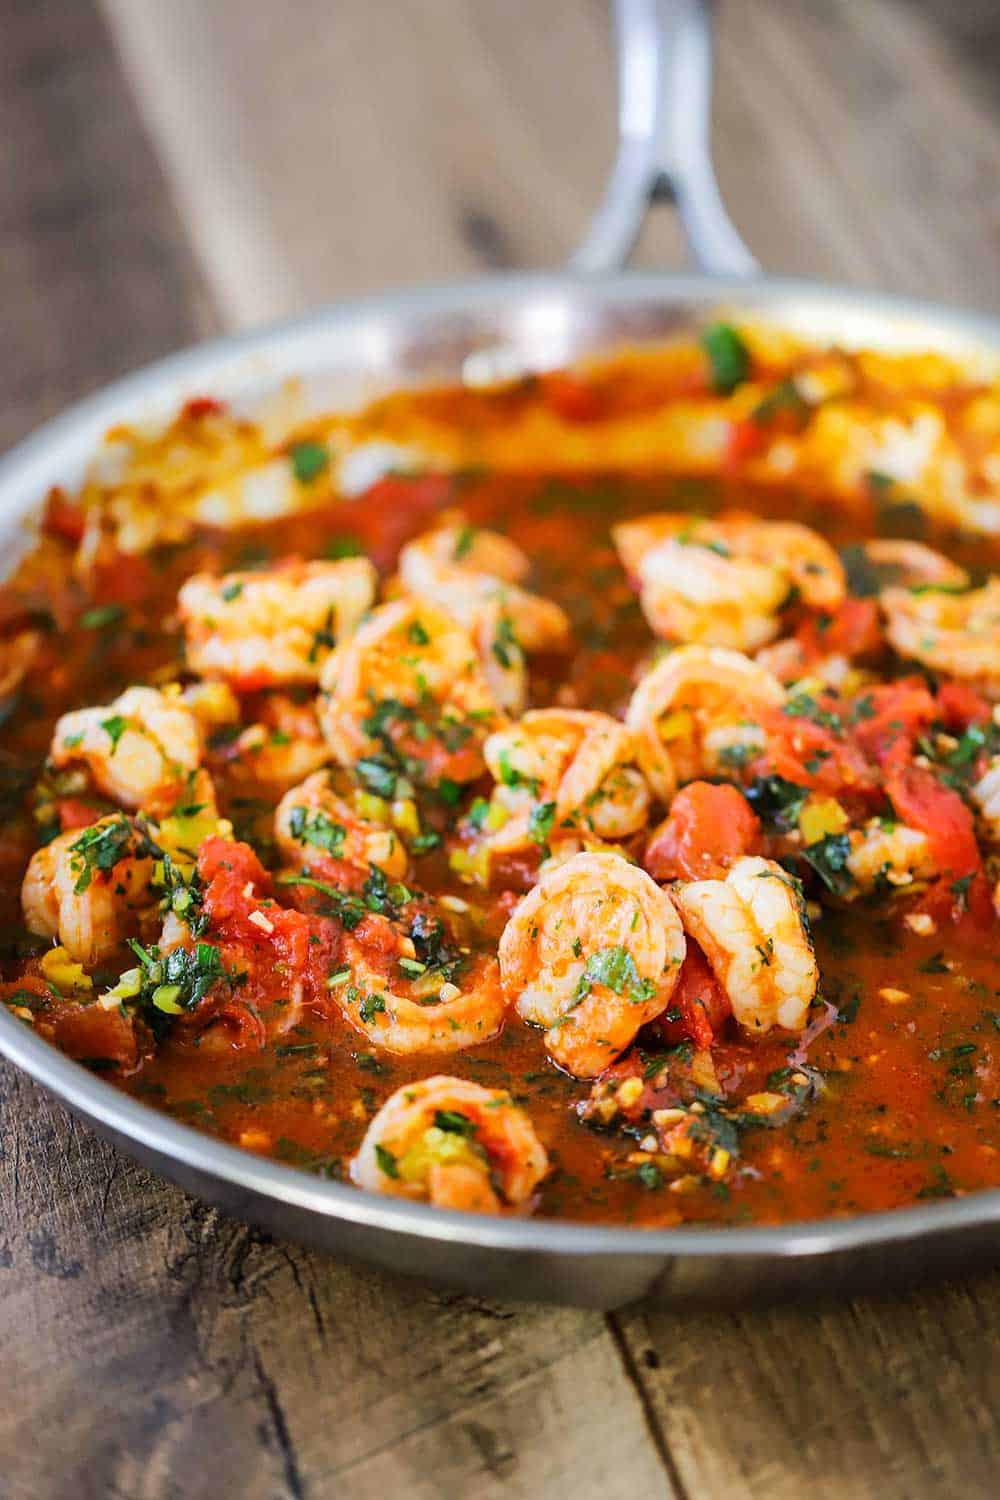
[3,3,1000,1495]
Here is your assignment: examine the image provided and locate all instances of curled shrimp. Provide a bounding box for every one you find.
[275,770,409,882]
[882,578,1000,697]
[351,1075,549,1212]
[626,644,786,802]
[51,685,203,812]
[862,539,969,593]
[336,915,506,1054]
[479,709,649,855]
[614,512,845,651]
[178,556,376,688]
[498,851,686,1077]
[672,855,818,1034]
[398,519,571,712]
[22,815,156,964]
[319,598,505,787]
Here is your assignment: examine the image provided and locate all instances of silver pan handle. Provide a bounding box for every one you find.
[572,0,758,276]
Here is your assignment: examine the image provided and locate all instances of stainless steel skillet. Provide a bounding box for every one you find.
[2,0,999,1309]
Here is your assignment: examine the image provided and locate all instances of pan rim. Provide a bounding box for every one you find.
[5,265,1000,1264]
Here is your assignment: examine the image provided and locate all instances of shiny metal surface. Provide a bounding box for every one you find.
[3,273,1000,1307]
[572,0,758,276]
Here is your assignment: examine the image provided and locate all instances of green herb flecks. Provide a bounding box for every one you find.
[701,322,750,394]
[290,440,329,484]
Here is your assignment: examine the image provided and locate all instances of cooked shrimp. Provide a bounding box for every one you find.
[351,1075,549,1211]
[398,519,571,712]
[318,598,505,787]
[479,709,649,856]
[626,645,786,802]
[672,856,818,1034]
[337,923,506,1054]
[845,819,937,891]
[22,816,156,964]
[863,539,969,592]
[882,578,1000,697]
[51,685,203,812]
[178,556,376,688]
[275,770,408,881]
[498,851,686,1077]
[217,694,330,788]
[614,512,844,651]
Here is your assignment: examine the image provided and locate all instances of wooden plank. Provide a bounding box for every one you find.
[0,0,216,450]
[101,0,1000,328]
[613,1273,1000,1499]
[713,0,1000,309]
[2,1054,670,1497]
[5,3,1000,1496]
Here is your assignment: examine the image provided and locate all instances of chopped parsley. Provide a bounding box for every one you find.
[288,805,347,857]
[375,1144,399,1179]
[801,833,853,895]
[69,816,146,894]
[355,755,400,799]
[744,775,809,833]
[80,604,125,631]
[575,946,655,1005]
[784,691,842,732]
[358,991,386,1024]
[491,615,520,670]
[289,440,329,484]
[528,801,556,850]
[100,714,128,751]
[323,535,364,560]
[434,1109,476,1137]
[498,748,539,795]
[701,322,750,394]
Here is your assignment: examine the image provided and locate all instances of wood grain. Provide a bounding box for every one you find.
[3,1048,668,1498]
[5,2,1000,1496]
[0,0,216,450]
[615,1275,1000,1498]
[100,0,1000,327]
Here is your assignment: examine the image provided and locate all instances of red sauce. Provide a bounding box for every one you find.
[3,438,1000,1227]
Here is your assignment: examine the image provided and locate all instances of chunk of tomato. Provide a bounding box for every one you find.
[886,764,981,879]
[654,946,732,1050]
[644,781,761,882]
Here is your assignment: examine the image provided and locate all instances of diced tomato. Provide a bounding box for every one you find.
[43,1002,141,1072]
[363,473,454,522]
[57,798,106,832]
[851,678,936,769]
[644,781,761,882]
[42,486,86,544]
[181,396,226,420]
[757,707,873,800]
[91,553,155,607]
[937,681,991,730]
[654,946,732,1050]
[795,597,882,663]
[198,836,341,1003]
[886,764,981,879]
[543,372,607,424]
[724,417,769,468]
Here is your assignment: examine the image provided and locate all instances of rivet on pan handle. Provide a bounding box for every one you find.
[572,0,759,277]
